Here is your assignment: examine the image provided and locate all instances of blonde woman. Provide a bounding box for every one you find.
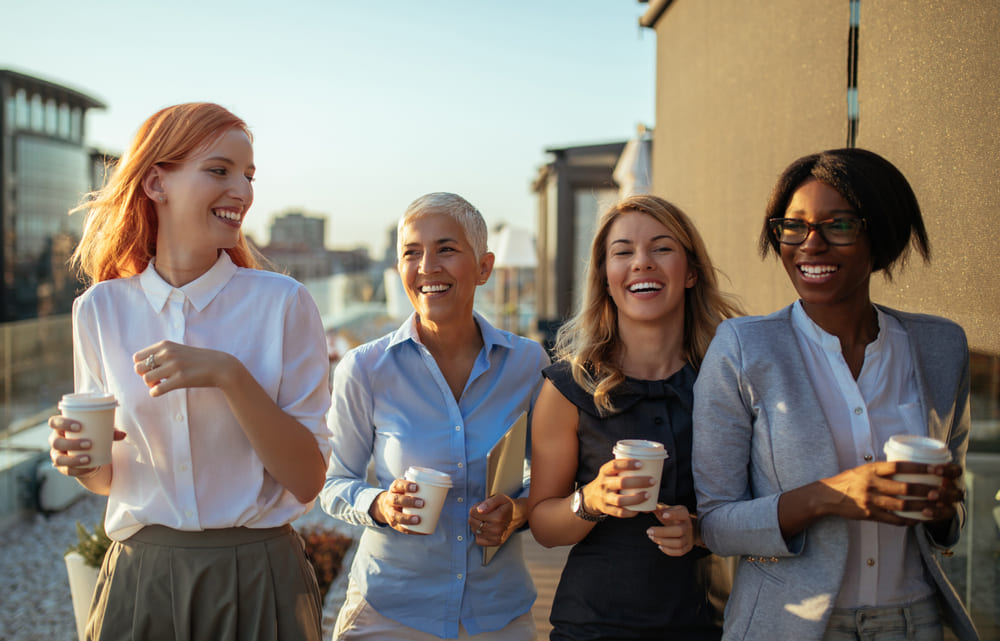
[528,195,741,640]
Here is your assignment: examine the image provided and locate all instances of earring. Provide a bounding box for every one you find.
[158,196,165,203]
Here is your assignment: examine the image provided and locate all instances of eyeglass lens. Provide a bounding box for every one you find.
[771,219,863,245]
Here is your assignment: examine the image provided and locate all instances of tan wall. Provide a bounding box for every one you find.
[647,0,1000,354]
[860,3,1000,354]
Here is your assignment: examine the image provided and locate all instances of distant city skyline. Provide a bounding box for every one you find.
[1,1,655,257]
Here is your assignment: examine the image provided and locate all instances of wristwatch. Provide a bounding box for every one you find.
[571,488,607,522]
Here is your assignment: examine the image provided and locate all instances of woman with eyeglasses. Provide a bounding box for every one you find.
[692,148,979,641]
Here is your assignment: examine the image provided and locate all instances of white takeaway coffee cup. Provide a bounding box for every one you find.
[613,439,668,513]
[58,392,118,467]
[883,434,952,520]
[402,466,453,534]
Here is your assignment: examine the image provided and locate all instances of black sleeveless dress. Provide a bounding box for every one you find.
[544,360,729,641]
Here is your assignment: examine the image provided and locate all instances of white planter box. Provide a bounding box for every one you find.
[64,552,99,641]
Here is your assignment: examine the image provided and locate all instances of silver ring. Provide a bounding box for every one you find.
[145,354,156,370]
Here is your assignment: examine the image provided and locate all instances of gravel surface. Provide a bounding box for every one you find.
[0,493,359,641]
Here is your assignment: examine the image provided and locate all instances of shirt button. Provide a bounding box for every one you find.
[457,536,463,542]
[175,414,184,422]
[184,510,193,518]
[457,497,464,503]
[866,558,876,567]
[179,463,189,472]
[654,417,663,424]
[863,454,873,462]
[456,574,463,580]
[457,462,464,469]
[455,425,461,431]
[854,407,863,415]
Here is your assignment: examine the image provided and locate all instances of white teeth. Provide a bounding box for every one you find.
[799,264,837,277]
[213,209,242,221]
[628,281,662,293]
[420,284,449,293]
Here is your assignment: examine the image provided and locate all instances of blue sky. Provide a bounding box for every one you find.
[2,1,655,255]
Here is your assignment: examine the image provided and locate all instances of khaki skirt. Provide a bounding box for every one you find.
[86,524,322,641]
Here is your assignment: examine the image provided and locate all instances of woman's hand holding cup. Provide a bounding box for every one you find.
[586,457,657,519]
[371,479,426,534]
[371,467,453,535]
[48,413,126,478]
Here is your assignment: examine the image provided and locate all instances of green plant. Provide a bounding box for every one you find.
[298,526,353,599]
[66,520,112,568]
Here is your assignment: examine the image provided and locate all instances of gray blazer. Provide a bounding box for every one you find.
[693,304,979,641]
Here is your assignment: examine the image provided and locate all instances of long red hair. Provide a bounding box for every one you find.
[71,102,260,283]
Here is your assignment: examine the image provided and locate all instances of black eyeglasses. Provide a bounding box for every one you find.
[767,217,867,246]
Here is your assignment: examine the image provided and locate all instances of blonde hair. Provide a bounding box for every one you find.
[553,194,743,414]
[71,102,260,284]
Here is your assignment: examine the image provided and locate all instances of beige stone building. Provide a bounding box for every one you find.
[638,0,999,423]
[637,2,999,630]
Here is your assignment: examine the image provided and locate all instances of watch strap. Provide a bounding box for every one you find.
[573,488,607,522]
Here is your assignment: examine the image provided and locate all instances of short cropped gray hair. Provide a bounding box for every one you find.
[396,192,489,261]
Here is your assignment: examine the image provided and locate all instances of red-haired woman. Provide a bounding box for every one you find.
[47,103,331,641]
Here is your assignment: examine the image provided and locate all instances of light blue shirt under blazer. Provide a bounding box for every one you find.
[320,312,549,639]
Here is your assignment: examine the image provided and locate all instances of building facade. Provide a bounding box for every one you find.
[638,1,999,632]
[532,141,625,331]
[261,210,371,282]
[0,70,105,321]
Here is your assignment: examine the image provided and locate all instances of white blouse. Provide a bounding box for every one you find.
[791,301,934,608]
[73,252,332,540]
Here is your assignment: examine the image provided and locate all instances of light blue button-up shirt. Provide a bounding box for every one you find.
[320,312,548,638]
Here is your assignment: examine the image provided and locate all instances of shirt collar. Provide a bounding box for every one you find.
[139,252,239,313]
[791,299,887,354]
[387,311,515,352]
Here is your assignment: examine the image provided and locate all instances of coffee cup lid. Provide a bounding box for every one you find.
[613,439,668,460]
[883,434,951,464]
[58,392,118,410]
[404,466,453,488]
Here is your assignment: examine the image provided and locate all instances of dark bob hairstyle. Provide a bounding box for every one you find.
[759,148,930,278]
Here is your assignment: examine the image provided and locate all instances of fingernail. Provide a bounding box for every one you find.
[642,491,649,499]
[79,440,91,448]
[68,423,81,432]
[414,498,424,508]
[408,483,417,492]
[634,460,643,469]
[79,456,90,464]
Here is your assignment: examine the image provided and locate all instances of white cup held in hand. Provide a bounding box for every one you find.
[883,434,952,520]
[58,392,118,467]
[402,466,453,534]
[613,439,668,512]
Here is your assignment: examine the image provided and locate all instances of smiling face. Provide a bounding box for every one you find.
[604,210,695,328]
[780,178,873,311]
[398,212,494,328]
[151,127,255,259]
